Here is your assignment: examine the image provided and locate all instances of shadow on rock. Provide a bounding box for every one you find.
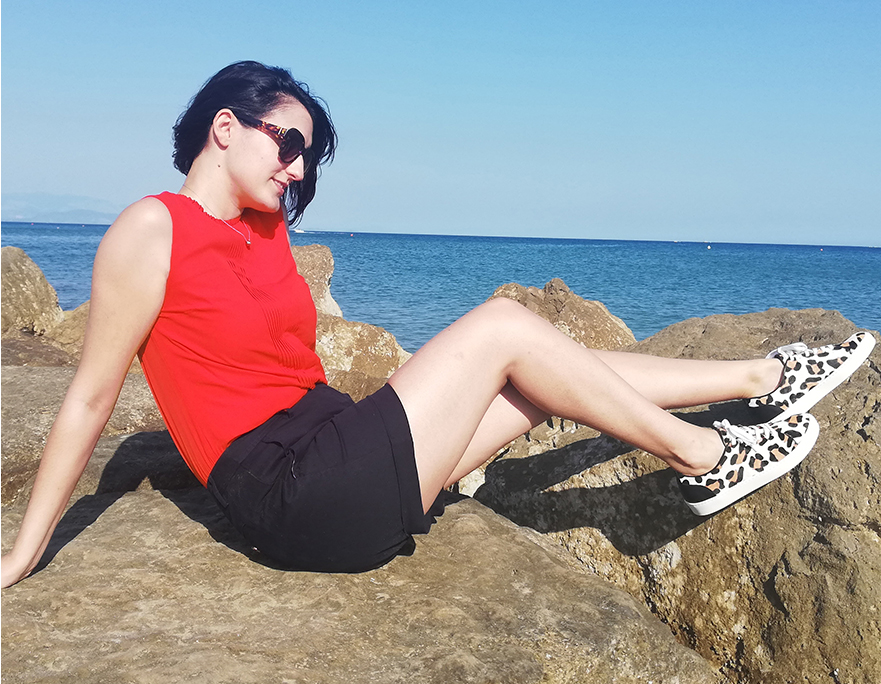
[33,431,258,573]
[475,401,770,557]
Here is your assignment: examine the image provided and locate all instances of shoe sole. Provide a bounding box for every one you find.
[685,414,820,516]
[774,333,876,421]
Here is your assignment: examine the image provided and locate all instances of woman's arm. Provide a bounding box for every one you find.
[1,198,172,588]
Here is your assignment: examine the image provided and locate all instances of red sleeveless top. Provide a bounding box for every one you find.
[139,192,327,485]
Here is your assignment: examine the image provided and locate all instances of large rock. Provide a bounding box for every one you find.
[0,244,408,499]
[44,301,91,357]
[316,312,411,399]
[475,309,881,684]
[1,330,78,367]
[1,367,164,505]
[1,246,64,335]
[291,243,343,317]
[62,430,198,500]
[489,278,636,350]
[1,465,718,683]
[324,368,389,403]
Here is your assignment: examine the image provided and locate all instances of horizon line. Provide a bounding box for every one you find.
[2,219,878,250]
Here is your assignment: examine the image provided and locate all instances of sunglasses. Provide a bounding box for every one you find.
[234,112,312,168]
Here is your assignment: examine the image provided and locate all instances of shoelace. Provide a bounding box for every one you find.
[713,419,779,446]
[765,342,808,360]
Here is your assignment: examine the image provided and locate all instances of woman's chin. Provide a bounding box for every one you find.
[249,196,283,214]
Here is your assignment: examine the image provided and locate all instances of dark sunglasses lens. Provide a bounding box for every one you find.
[280,130,306,164]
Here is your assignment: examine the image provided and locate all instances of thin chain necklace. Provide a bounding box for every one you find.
[181,186,252,246]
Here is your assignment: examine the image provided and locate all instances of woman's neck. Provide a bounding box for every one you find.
[179,156,242,221]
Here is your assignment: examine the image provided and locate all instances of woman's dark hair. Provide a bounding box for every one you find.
[173,61,337,226]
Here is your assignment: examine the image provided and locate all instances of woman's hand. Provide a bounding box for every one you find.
[1,198,172,587]
[1,552,35,589]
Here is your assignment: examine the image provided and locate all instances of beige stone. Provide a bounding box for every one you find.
[1,246,64,335]
[45,300,90,354]
[291,243,343,316]
[2,244,346,367]
[316,312,411,381]
[1,367,164,505]
[489,278,636,350]
[324,368,389,403]
[1,474,717,683]
[475,309,881,684]
[299,246,412,399]
[1,331,78,367]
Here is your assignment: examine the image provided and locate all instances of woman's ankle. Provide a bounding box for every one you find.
[746,358,784,399]
[665,426,725,477]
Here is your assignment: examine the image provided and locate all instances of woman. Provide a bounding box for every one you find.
[2,61,874,585]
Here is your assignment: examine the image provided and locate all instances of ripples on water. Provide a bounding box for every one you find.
[289,232,880,351]
[3,222,879,352]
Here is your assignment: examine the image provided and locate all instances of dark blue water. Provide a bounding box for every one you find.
[3,222,879,352]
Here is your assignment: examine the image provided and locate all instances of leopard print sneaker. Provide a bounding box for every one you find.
[678,413,819,516]
[748,332,876,420]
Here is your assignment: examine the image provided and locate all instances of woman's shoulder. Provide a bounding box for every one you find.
[120,195,174,226]
[96,196,173,268]
[106,196,173,237]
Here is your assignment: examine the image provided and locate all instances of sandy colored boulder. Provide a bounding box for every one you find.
[293,245,412,397]
[475,309,881,684]
[45,300,90,354]
[489,278,636,350]
[1,476,717,683]
[302,246,412,399]
[316,312,411,382]
[291,243,343,316]
[1,367,164,505]
[1,330,78,367]
[324,367,389,403]
[1,246,65,335]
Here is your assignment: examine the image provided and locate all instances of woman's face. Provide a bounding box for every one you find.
[228,97,314,214]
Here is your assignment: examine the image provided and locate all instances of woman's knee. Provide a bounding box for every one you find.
[471,297,535,330]
[428,298,544,365]
[480,298,558,345]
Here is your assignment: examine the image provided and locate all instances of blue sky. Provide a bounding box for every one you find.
[2,1,879,246]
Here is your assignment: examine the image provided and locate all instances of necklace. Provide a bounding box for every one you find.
[181,186,252,246]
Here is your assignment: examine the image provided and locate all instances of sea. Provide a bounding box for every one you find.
[2,221,879,353]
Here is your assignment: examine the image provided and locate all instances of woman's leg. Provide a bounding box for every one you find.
[589,349,782,409]
[443,382,550,487]
[388,298,782,512]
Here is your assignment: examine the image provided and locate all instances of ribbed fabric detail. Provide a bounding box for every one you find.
[139,192,327,485]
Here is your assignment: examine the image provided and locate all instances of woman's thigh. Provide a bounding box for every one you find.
[388,300,552,510]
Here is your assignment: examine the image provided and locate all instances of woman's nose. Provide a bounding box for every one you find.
[285,156,306,182]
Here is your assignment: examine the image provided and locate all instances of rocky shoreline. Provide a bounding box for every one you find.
[2,245,878,683]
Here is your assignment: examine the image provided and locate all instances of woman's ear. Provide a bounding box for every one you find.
[210,109,236,151]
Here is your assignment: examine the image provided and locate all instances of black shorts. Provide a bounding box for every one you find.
[206,383,443,573]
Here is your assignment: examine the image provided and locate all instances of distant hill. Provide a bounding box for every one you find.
[1,193,123,224]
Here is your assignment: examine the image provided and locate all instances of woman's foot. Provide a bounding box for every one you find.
[678,413,819,516]
[748,332,876,420]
